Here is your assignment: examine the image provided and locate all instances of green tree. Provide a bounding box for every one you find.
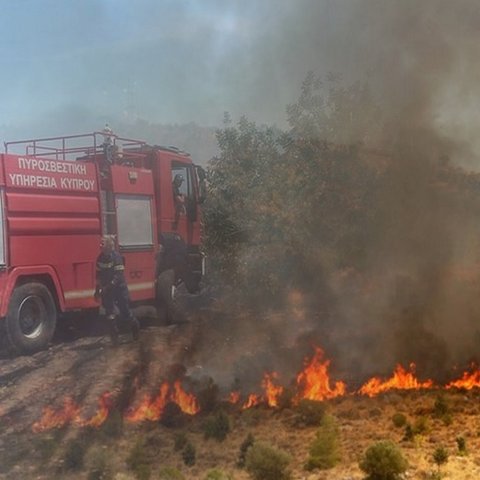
[433,446,448,474]
[359,440,408,480]
[245,442,291,480]
[305,415,341,470]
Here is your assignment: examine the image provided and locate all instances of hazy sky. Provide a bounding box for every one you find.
[1,0,317,138]
[2,0,480,162]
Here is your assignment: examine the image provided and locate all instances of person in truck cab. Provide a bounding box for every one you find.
[94,235,140,344]
[172,173,186,228]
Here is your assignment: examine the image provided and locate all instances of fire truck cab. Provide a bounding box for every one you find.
[0,131,205,354]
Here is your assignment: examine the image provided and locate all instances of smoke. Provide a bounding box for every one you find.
[185,1,480,392]
[4,1,480,390]
[4,1,480,159]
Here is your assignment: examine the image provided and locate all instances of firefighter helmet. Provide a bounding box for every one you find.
[173,174,184,187]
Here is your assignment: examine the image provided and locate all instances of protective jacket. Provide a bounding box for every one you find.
[96,250,126,288]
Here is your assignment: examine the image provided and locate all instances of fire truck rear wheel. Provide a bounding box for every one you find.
[157,269,182,325]
[6,282,57,354]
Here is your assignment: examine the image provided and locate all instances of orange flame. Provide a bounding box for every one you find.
[446,366,480,390]
[295,347,346,402]
[37,347,480,433]
[32,397,82,433]
[262,372,284,407]
[125,382,169,422]
[125,381,199,422]
[242,393,261,409]
[32,392,114,432]
[228,391,241,404]
[79,392,113,428]
[171,380,200,415]
[358,363,433,397]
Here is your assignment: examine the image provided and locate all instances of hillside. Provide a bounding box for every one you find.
[2,302,480,479]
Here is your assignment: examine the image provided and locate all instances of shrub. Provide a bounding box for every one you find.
[204,469,233,480]
[403,424,414,442]
[87,449,113,480]
[63,436,89,471]
[432,446,448,472]
[245,442,292,480]
[237,433,255,468]
[456,436,467,455]
[182,442,196,467]
[158,466,186,480]
[391,412,407,428]
[359,440,408,480]
[203,410,231,442]
[412,416,429,435]
[433,395,450,418]
[161,402,187,428]
[295,399,326,426]
[441,413,452,426]
[35,435,59,462]
[305,415,340,470]
[127,439,151,480]
[99,408,123,438]
[174,432,188,452]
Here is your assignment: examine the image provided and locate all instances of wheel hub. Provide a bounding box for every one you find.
[18,295,46,339]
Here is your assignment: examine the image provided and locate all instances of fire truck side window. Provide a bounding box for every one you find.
[171,164,192,197]
[116,195,153,248]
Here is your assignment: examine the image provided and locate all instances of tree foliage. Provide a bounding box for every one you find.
[305,415,341,470]
[245,442,292,480]
[204,75,381,307]
[359,440,408,480]
[204,72,480,326]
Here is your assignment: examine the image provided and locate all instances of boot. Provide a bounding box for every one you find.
[108,316,119,346]
[131,317,140,341]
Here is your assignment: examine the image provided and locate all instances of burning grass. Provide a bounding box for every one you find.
[29,346,480,434]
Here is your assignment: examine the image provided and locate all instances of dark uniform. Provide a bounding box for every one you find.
[96,249,139,343]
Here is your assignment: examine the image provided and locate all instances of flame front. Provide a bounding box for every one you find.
[228,391,240,404]
[295,347,346,402]
[171,380,200,415]
[126,382,169,422]
[242,393,261,409]
[446,366,480,390]
[34,347,480,433]
[126,381,199,422]
[32,392,114,432]
[358,363,433,397]
[262,372,284,407]
[32,397,82,433]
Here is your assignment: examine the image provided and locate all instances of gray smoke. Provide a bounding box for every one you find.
[186,1,480,392]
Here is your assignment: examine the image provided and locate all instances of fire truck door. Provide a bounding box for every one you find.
[171,163,197,243]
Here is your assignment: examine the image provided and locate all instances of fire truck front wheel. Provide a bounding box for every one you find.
[157,269,183,325]
[6,283,57,354]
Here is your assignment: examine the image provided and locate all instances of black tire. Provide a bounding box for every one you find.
[6,282,57,354]
[156,269,183,325]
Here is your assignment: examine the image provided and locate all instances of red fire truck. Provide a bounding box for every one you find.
[0,131,206,354]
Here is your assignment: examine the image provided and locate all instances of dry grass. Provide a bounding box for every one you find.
[9,389,480,479]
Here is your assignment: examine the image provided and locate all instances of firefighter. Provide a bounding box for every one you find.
[172,174,186,228]
[94,235,140,344]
